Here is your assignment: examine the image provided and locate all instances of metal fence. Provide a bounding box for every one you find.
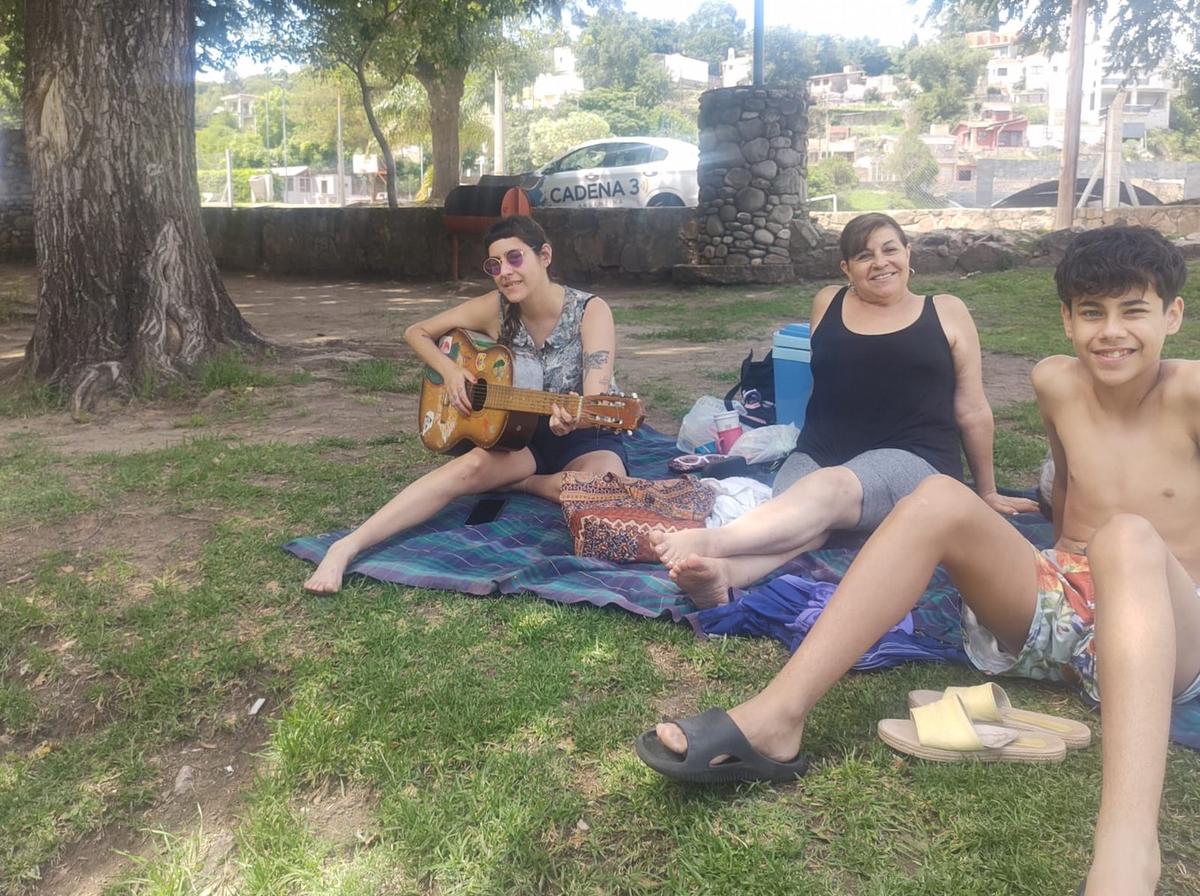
[196,147,423,207]
[808,101,1200,212]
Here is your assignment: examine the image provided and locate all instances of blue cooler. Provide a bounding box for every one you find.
[773,322,813,429]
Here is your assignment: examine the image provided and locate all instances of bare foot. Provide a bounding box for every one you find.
[669,554,733,609]
[650,526,722,567]
[303,540,355,594]
[655,690,805,766]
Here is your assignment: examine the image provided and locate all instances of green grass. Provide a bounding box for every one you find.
[623,261,1200,360]
[195,350,282,392]
[4,263,1200,894]
[0,381,66,419]
[339,358,421,394]
[1,425,1196,896]
[839,190,916,211]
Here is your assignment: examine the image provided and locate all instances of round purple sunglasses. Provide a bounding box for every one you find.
[483,247,537,277]
[482,245,549,277]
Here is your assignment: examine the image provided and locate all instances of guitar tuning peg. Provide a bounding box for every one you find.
[630,392,638,399]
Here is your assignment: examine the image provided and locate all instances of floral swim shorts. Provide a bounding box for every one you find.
[960,547,1200,705]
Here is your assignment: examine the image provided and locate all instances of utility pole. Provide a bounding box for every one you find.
[281,89,288,172]
[752,0,764,86]
[494,70,506,176]
[1054,0,1088,230]
[1102,87,1127,209]
[336,92,346,207]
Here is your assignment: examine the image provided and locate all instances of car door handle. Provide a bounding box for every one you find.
[641,170,658,177]
[584,174,601,180]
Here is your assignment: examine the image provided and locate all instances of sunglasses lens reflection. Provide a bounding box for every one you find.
[483,249,526,277]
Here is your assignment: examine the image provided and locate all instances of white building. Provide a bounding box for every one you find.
[976,24,1175,148]
[218,93,259,132]
[808,66,867,103]
[721,48,752,87]
[527,47,585,108]
[654,53,709,88]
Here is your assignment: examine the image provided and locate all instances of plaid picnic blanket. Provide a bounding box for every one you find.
[282,428,1200,750]
[284,428,694,620]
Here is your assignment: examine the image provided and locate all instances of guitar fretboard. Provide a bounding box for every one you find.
[473,382,586,418]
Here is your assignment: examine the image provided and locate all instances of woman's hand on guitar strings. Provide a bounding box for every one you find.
[447,367,477,415]
[549,395,580,436]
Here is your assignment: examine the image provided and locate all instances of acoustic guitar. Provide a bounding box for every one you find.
[418,328,645,455]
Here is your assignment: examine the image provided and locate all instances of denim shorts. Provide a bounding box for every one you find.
[526,418,628,475]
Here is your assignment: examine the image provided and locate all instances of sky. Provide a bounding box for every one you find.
[621,0,936,47]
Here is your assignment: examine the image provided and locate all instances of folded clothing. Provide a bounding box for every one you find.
[702,476,773,527]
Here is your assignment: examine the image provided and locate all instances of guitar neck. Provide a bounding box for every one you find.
[481,384,583,419]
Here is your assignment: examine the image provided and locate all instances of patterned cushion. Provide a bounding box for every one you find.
[560,472,716,563]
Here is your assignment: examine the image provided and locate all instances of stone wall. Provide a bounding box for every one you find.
[812,204,1200,236]
[201,206,697,283]
[0,129,34,261]
[694,87,806,270]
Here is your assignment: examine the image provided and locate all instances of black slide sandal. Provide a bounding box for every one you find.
[635,708,810,784]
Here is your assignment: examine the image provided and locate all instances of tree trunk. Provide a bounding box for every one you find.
[22,0,261,413]
[414,60,466,203]
[353,62,398,209]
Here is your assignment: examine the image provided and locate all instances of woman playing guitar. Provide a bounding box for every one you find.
[303,215,628,594]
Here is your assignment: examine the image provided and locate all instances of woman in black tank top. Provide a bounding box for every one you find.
[650,213,1036,610]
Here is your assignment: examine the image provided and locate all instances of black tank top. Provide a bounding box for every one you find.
[793,286,963,479]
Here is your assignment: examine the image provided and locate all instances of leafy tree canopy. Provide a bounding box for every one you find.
[808,157,858,197]
[575,9,657,89]
[887,129,940,199]
[762,28,894,85]
[899,36,987,124]
[680,1,746,74]
[528,109,611,165]
[926,0,1200,81]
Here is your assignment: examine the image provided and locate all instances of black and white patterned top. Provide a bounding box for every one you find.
[502,285,614,393]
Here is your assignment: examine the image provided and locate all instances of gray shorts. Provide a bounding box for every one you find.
[772,448,939,531]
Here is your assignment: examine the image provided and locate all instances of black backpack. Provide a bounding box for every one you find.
[724,349,776,428]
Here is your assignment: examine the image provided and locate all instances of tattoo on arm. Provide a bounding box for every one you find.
[583,350,611,372]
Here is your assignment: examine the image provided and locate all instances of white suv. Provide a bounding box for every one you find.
[526,137,699,209]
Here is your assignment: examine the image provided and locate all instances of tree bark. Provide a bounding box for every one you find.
[353,61,398,209]
[414,59,466,203]
[23,0,261,413]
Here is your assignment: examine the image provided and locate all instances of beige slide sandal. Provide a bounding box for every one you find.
[879,694,1067,764]
[908,683,1092,749]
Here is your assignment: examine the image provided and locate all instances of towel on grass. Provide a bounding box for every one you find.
[284,427,695,620]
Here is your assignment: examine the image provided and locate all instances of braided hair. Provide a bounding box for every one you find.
[483,215,551,348]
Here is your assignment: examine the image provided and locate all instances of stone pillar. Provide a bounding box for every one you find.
[685,86,807,283]
[0,129,35,261]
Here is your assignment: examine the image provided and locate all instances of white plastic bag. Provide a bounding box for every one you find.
[676,395,740,453]
[728,423,801,465]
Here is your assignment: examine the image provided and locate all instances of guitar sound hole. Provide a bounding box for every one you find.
[470,380,488,412]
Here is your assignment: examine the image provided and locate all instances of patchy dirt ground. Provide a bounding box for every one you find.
[0,263,1037,894]
[0,265,1035,458]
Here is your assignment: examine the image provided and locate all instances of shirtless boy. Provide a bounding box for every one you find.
[636,225,1200,896]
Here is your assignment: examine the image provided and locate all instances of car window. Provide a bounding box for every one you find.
[604,143,654,167]
[648,146,668,162]
[550,145,607,173]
